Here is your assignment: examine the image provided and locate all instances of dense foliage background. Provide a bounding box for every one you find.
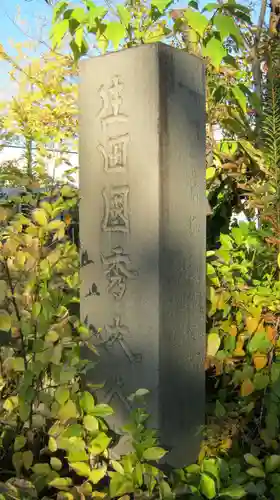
[1,0,280,498]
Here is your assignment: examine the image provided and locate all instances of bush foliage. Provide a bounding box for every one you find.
[1,0,280,498]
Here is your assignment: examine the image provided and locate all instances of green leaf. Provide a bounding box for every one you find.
[232,85,247,113]
[48,437,57,453]
[90,466,107,484]
[186,464,201,474]
[272,363,280,383]
[91,403,114,417]
[53,0,68,22]
[109,472,134,497]
[80,391,95,413]
[89,432,111,455]
[219,485,246,498]
[184,8,209,36]
[71,7,87,22]
[58,399,78,422]
[22,450,33,470]
[32,208,49,226]
[142,447,167,461]
[51,19,69,47]
[105,22,126,49]
[12,452,22,475]
[244,454,262,468]
[265,455,280,473]
[246,467,265,478]
[50,457,62,471]
[214,13,243,45]
[248,332,271,354]
[206,167,216,181]
[202,37,226,69]
[117,4,131,26]
[19,401,30,422]
[200,473,216,499]
[254,373,270,391]
[13,357,25,372]
[14,436,26,452]
[55,387,70,405]
[0,281,7,303]
[215,400,226,418]
[33,463,52,476]
[203,3,220,11]
[75,26,84,49]
[152,0,171,11]
[83,415,99,432]
[70,462,91,477]
[128,388,150,401]
[111,460,125,474]
[63,424,84,438]
[0,311,11,332]
[207,332,220,357]
[49,477,72,489]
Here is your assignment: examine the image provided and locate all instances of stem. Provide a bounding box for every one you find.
[4,260,27,370]
[251,0,267,140]
[26,136,33,179]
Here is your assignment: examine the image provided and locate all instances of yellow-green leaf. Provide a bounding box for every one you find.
[241,379,254,397]
[90,466,107,484]
[70,461,91,477]
[232,85,247,114]
[49,477,73,489]
[0,311,11,332]
[55,387,70,405]
[206,167,216,181]
[105,22,126,49]
[200,472,216,499]
[48,437,57,452]
[0,281,7,303]
[151,0,171,12]
[202,37,226,69]
[80,391,95,413]
[244,454,262,468]
[13,357,25,372]
[58,399,77,422]
[214,13,243,45]
[89,432,111,455]
[83,415,99,432]
[184,8,209,37]
[51,457,63,471]
[14,436,26,452]
[142,447,167,461]
[22,450,33,470]
[246,467,265,478]
[207,333,220,357]
[32,208,49,226]
[265,455,280,473]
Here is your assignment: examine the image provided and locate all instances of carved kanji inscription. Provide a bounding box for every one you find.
[98,76,128,129]
[101,246,138,300]
[98,133,129,172]
[102,185,130,233]
[104,316,142,363]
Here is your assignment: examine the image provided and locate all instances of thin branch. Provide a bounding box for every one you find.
[251,0,267,138]
[4,260,28,370]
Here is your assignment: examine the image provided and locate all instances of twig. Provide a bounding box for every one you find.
[4,260,27,370]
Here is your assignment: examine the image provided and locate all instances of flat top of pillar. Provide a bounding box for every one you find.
[79,42,205,68]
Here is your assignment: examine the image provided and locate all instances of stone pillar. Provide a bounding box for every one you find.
[79,43,205,467]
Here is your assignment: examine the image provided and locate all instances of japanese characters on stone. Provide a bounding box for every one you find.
[97,76,140,369]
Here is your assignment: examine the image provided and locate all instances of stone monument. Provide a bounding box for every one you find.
[79,43,205,467]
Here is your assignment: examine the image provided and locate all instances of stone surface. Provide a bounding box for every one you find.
[79,43,206,467]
